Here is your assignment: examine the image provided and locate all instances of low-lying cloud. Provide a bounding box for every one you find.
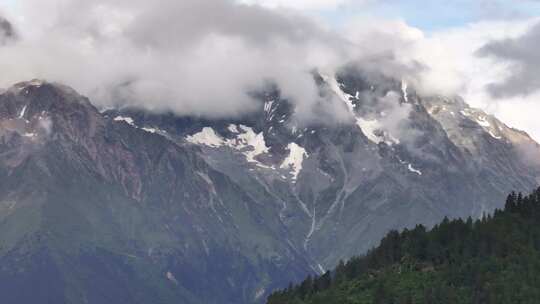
[0,0,540,142]
[0,0,347,119]
[0,0,423,121]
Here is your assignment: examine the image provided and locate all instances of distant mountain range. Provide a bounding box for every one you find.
[0,68,538,303]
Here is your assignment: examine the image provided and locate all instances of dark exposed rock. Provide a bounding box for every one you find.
[0,16,16,45]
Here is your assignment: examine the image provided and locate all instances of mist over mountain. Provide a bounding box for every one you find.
[0,1,536,131]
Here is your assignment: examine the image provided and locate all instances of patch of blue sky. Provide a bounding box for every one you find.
[321,0,540,32]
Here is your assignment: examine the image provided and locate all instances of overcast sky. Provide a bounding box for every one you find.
[1,0,540,141]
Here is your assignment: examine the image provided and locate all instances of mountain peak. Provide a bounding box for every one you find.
[0,80,103,143]
[9,79,84,101]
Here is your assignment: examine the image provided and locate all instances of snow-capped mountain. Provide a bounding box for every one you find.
[111,68,540,268]
[0,69,538,304]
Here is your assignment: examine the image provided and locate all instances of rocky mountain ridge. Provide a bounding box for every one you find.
[0,72,538,304]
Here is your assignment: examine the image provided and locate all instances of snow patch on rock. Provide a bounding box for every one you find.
[254,288,266,300]
[356,117,382,144]
[187,125,272,168]
[281,143,308,181]
[476,116,491,128]
[356,117,400,145]
[113,116,135,126]
[227,124,239,133]
[489,131,502,140]
[18,105,27,119]
[23,132,37,138]
[401,80,409,103]
[324,74,401,146]
[324,75,355,113]
[166,271,178,285]
[398,157,422,176]
[186,127,224,147]
[317,263,325,274]
[113,116,166,137]
[235,125,270,165]
[141,127,157,134]
[407,164,422,175]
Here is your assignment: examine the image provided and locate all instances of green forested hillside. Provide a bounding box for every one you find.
[268,188,540,304]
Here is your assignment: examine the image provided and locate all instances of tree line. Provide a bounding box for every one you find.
[268,187,540,304]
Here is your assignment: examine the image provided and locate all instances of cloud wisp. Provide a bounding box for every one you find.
[478,21,540,98]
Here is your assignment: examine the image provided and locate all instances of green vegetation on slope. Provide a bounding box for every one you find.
[268,188,540,304]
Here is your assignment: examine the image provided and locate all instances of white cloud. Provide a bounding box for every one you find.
[238,0,352,11]
[0,0,539,142]
[0,0,355,120]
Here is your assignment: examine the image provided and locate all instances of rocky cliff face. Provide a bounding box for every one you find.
[0,71,538,304]
[0,80,310,304]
